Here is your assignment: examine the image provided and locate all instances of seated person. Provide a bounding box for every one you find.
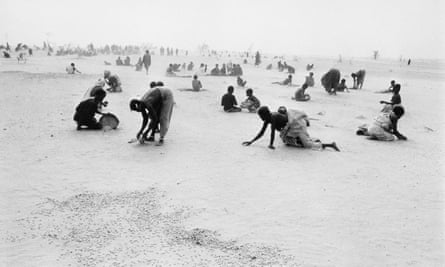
[187,62,194,71]
[380,84,401,112]
[74,89,106,130]
[172,64,181,72]
[335,79,349,92]
[192,75,203,91]
[104,70,122,92]
[166,64,176,76]
[116,57,123,66]
[305,72,315,87]
[240,88,261,112]
[357,105,407,141]
[273,75,292,86]
[221,86,241,112]
[210,64,220,75]
[293,83,310,101]
[376,80,396,93]
[237,76,247,87]
[135,57,143,71]
[220,64,227,75]
[124,56,131,66]
[287,65,295,74]
[266,63,272,70]
[66,63,81,74]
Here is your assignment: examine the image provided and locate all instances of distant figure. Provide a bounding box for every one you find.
[17,52,27,63]
[237,76,247,87]
[210,64,220,75]
[129,84,174,145]
[321,69,340,94]
[278,60,284,72]
[220,64,227,75]
[266,63,272,70]
[124,56,131,66]
[293,83,310,101]
[142,50,151,75]
[2,51,11,58]
[255,51,261,66]
[306,64,314,71]
[104,70,122,92]
[380,84,401,113]
[135,57,143,71]
[273,75,292,86]
[116,56,123,66]
[66,63,81,74]
[287,65,295,74]
[336,79,349,92]
[376,80,396,94]
[166,64,175,76]
[74,88,106,130]
[221,86,241,112]
[240,88,261,112]
[28,48,33,56]
[357,105,407,141]
[407,59,411,65]
[187,61,194,71]
[243,59,248,64]
[305,72,315,87]
[192,75,203,91]
[242,107,339,150]
[356,70,366,89]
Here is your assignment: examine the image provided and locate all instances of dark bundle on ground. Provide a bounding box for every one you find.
[321,69,341,93]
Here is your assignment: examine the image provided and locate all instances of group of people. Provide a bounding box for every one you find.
[210,63,244,76]
[73,54,407,151]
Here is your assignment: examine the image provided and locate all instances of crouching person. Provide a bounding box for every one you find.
[74,89,106,130]
[357,105,407,141]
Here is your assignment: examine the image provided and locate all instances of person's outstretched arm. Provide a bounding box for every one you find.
[243,122,268,146]
[390,117,407,140]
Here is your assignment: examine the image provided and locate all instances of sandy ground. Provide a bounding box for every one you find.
[0,52,444,266]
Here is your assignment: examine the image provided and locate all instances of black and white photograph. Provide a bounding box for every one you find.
[1,0,444,266]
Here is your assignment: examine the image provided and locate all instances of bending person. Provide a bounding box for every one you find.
[129,83,174,145]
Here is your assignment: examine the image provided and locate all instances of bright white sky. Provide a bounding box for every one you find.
[1,0,444,58]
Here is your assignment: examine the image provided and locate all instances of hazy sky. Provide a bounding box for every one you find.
[1,0,444,58]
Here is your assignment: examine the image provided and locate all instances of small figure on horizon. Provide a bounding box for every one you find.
[142,50,151,75]
[116,56,123,66]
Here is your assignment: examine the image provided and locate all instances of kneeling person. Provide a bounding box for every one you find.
[74,89,106,130]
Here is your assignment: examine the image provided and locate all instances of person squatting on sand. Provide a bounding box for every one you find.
[305,72,315,87]
[104,70,122,92]
[380,83,402,113]
[335,79,349,92]
[237,76,247,87]
[66,63,81,74]
[242,106,339,151]
[221,86,242,112]
[73,88,106,130]
[293,83,311,101]
[240,88,261,112]
[272,74,292,86]
[321,68,340,95]
[356,105,407,141]
[130,82,174,145]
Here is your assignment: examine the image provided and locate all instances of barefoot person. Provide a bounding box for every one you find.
[242,106,339,150]
[240,88,261,112]
[357,105,407,141]
[129,82,174,145]
[73,89,106,130]
[221,86,241,112]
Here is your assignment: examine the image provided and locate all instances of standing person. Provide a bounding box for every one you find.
[255,51,261,66]
[221,86,241,112]
[142,50,151,75]
[73,89,106,130]
[129,83,174,145]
